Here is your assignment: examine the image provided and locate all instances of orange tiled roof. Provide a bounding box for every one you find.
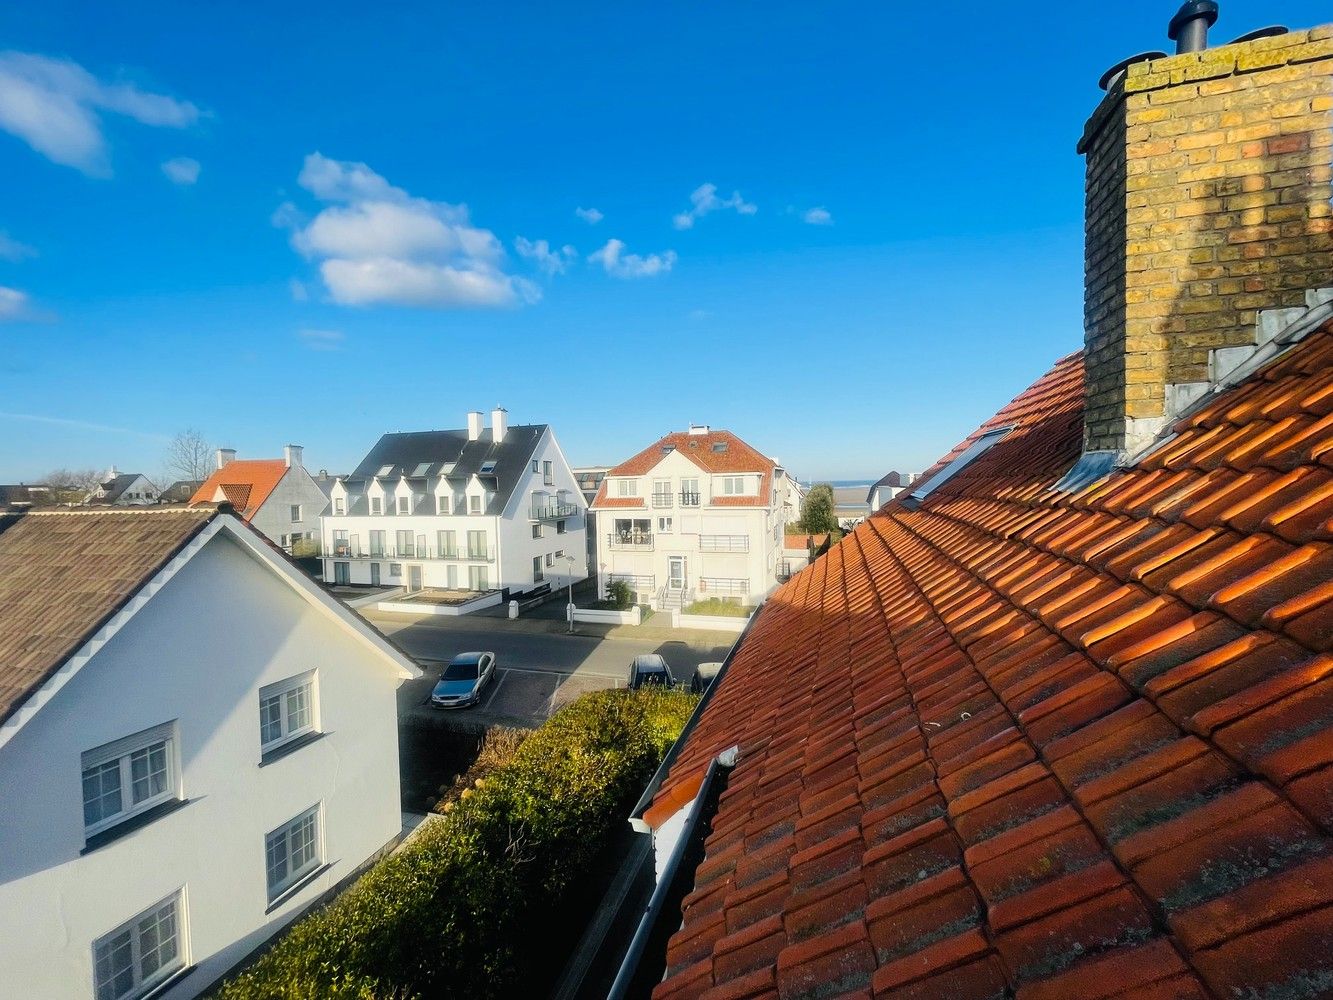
[190,460,287,522]
[648,323,1333,1000]
[591,429,774,509]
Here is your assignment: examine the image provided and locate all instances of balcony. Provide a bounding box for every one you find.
[607,532,653,551]
[327,545,493,562]
[679,491,701,507]
[531,501,578,521]
[699,535,749,553]
[650,492,673,508]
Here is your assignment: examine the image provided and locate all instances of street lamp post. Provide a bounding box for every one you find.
[564,555,577,634]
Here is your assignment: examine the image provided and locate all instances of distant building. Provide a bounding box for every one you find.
[866,470,918,513]
[0,505,420,1000]
[322,408,588,596]
[590,425,790,609]
[158,480,203,505]
[0,484,54,510]
[830,485,870,527]
[191,446,329,553]
[86,468,160,506]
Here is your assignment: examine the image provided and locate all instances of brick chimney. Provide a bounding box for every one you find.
[1077,23,1333,458]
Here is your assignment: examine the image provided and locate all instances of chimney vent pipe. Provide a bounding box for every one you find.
[1168,1,1219,53]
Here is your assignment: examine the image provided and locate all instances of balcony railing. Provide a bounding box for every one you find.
[699,535,749,553]
[650,492,673,508]
[531,501,578,521]
[327,545,493,562]
[679,491,701,507]
[607,532,653,551]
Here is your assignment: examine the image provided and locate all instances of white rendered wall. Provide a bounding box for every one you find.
[0,532,406,999]
[249,467,331,547]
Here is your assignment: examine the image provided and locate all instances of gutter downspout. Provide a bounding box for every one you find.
[608,746,739,1000]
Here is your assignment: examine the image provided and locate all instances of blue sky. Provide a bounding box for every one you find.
[1,1,1325,484]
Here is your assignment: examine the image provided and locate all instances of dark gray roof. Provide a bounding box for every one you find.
[866,470,910,503]
[159,480,203,503]
[342,426,547,516]
[93,473,143,504]
[0,485,51,508]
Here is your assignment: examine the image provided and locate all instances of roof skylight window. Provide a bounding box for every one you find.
[412,462,432,477]
[903,425,1015,506]
[661,444,675,453]
[480,461,497,474]
[711,442,728,452]
[376,465,394,477]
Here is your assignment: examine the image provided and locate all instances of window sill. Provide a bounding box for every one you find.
[265,862,332,914]
[140,964,195,1000]
[259,730,327,767]
[82,798,191,855]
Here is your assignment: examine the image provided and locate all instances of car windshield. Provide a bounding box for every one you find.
[638,668,668,684]
[443,660,479,681]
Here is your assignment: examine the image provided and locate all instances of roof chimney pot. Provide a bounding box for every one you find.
[284,444,303,469]
[491,407,508,444]
[466,411,483,442]
[1168,0,1219,53]
[216,449,236,471]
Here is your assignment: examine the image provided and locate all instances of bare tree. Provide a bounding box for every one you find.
[41,468,103,504]
[164,429,213,484]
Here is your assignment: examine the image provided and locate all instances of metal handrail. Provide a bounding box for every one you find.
[650,493,673,507]
[531,501,578,520]
[607,532,653,550]
[678,491,700,506]
[698,535,749,553]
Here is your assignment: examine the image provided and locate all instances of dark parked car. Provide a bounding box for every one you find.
[628,653,676,689]
[431,651,497,709]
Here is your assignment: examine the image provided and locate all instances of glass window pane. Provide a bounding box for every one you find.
[83,761,123,826]
[137,901,178,979]
[285,685,311,733]
[260,695,283,745]
[130,742,168,803]
[94,929,134,1000]
[266,829,288,890]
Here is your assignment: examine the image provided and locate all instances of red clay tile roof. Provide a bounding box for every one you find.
[647,322,1333,1000]
[190,460,287,521]
[591,430,774,510]
[0,508,217,727]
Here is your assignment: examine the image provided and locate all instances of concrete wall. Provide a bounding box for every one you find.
[0,532,406,999]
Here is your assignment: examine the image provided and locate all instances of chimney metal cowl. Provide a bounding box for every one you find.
[1168,0,1219,53]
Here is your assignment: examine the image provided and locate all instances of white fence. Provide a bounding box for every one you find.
[570,606,642,626]
[672,610,751,633]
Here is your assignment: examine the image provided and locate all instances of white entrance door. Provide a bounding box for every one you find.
[668,556,686,590]
[408,565,423,592]
[370,563,381,586]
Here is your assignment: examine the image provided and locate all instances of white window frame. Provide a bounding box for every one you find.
[258,671,318,754]
[81,722,180,837]
[397,495,410,514]
[721,476,747,495]
[658,516,674,533]
[370,496,382,515]
[617,479,639,497]
[469,494,482,514]
[437,494,450,515]
[265,805,322,902]
[93,889,188,1000]
[333,497,344,515]
[289,504,301,523]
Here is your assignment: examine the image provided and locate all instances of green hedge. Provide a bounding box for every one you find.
[212,688,697,1000]
[683,597,753,617]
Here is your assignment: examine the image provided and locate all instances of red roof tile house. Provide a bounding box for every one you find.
[191,446,328,553]
[591,426,799,610]
[594,14,1333,1000]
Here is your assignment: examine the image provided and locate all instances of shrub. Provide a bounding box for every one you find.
[212,688,697,1000]
[605,579,633,609]
[433,726,530,813]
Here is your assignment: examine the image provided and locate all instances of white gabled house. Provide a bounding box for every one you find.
[87,468,161,506]
[322,408,589,596]
[0,505,421,1000]
[590,425,791,609]
[189,446,330,553]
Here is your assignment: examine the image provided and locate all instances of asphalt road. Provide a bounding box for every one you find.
[367,611,732,728]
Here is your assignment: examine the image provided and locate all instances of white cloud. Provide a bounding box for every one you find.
[588,239,676,279]
[575,206,603,225]
[802,206,833,225]
[673,183,756,230]
[0,286,28,320]
[0,232,35,261]
[515,237,576,277]
[279,152,533,310]
[0,51,200,176]
[161,156,200,185]
[298,328,345,351]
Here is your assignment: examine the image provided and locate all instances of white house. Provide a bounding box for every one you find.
[322,408,589,596]
[190,446,329,552]
[87,468,161,506]
[590,425,790,609]
[0,506,421,1000]
[866,470,918,513]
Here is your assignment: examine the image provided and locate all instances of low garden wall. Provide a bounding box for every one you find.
[376,590,503,616]
[571,605,641,625]
[672,610,751,633]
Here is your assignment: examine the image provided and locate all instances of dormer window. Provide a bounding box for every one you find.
[333,498,344,515]
[370,497,382,515]
[437,495,450,515]
[469,495,482,514]
[617,480,638,497]
[397,496,410,515]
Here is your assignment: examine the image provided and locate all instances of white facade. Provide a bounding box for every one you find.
[0,520,419,1000]
[593,445,788,608]
[90,472,160,506]
[322,422,589,595]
